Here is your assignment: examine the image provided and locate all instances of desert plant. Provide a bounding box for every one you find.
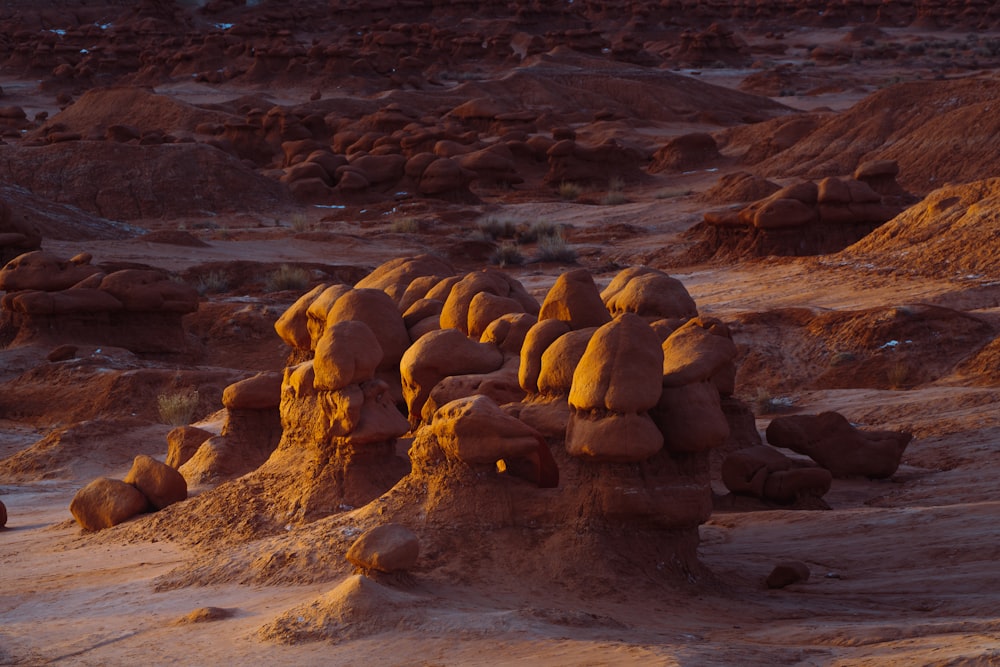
[157,390,200,426]
[752,388,794,415]
[289,213,310,232]
[535,232,577,263]
[266,264,311,292]
[390,217,420,233]
[601,177,628,205]
[491,241,524,267]
[518,219,560,243]
[195,270,231,295]
[829,351,857,367]
[558,181,582,201]
[475,215,518,240]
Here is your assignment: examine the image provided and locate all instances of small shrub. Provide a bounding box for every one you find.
[195,270,230,295]
[157,390,200,426]
[601,191,628,205]
[266,264,311,292]
[491,241,524,267]
[558,181,582,201]
[829,351,857,367]
[535,232,577,263]
[475,216,518,240]
[519,220,559,243]
[289,213,310,232]
[390,217,420,233]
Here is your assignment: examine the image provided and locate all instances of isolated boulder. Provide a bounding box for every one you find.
[766,561,811,589]
[69,477,148,531]
[123,454,187,510]
[766,411,912,478]
[165,425,214,469]
[721,445,832,503]
[345,523,420,573]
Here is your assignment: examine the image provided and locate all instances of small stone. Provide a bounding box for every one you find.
[346,523,420,573]
[766,561,811,589]
[46,344,78,362]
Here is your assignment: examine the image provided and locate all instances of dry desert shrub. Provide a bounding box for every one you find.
[289,213,310,232]
[558,181,582,201]
[474,215,518,240]
[195,270,230,295]
[535,232,577,263]
[157,390,200,426]
[518,219,559,243]
[266,264,311,292]
[491,241,524,267]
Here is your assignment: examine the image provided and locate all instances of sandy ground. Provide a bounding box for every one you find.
[3,17,1000,667]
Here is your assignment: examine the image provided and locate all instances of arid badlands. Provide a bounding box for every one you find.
[2,0,1000,665]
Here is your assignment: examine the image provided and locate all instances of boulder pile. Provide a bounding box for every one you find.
[70,454,186,531]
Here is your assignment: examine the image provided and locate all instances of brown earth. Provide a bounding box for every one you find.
[2,2,1000,665]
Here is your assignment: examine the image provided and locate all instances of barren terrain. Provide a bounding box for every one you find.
[2,2,1000,665]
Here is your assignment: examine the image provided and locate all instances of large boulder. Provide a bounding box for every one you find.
[766,412,912,478]
[537,268,611,330]
[69,477,148,531]
[721,445,832,503]
[123,454,187,510]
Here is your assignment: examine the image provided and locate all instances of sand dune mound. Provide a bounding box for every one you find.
[837,177,1000,280]
[751,77,1000,195]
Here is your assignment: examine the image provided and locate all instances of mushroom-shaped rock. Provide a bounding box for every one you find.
[165,425,214,469]
[518,318,572,394]
[400,328,504,422]
[70,477,149,531]
[467,291,525,340]
[313,320,383,392]
[479,312,537,356]
[536,328,596,397]
[305,284,353,347]
[123,454,187,510]
[602,269,697,321]
[346,523,420,573]
[569,313,663,413]
[431,395,542,464]
[222,371,283,410]
[538,268,611,330]
[327,289,410,370]
[420,364,525,423]
[565,411,663,463]
[651,381,730,454]
[766,412,912,478]
[355,254,456,306]
[275,283,327,351]
[661,319,738,391]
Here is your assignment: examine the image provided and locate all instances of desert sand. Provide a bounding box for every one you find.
[2,2,1000,665]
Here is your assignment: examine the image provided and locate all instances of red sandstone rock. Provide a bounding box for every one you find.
[123,454,187,510]
[69,477,148,531]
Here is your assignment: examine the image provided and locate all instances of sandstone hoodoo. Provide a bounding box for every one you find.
[3,2,998,662]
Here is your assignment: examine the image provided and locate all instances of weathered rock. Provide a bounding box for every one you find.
[274,283,327,351]
[721,445,832,503]
[538,268,611,330]
[354,254,455,306]
[537,328,596,397]
[0,499,6,528]
[313,320,383,392]
[766,412,912,478]
[0,250,101,292]
[431,395,542,464]
[69,477,148,531]
[327,289,410,370]
[661,319,738,391]
[345,523,420,573]
[652,381,730,454]
[467,291,524,340]
[569,314,663,413]
[305,284,352,347]
[565,411,663,463]
[602,269,698,321]
[766,561,811,589]
[518,318,572,394]
[479,312,537,356]
[222,372,282,410]
[165,425,214,469]
[123,454,187,510]
[400,327,504,422]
